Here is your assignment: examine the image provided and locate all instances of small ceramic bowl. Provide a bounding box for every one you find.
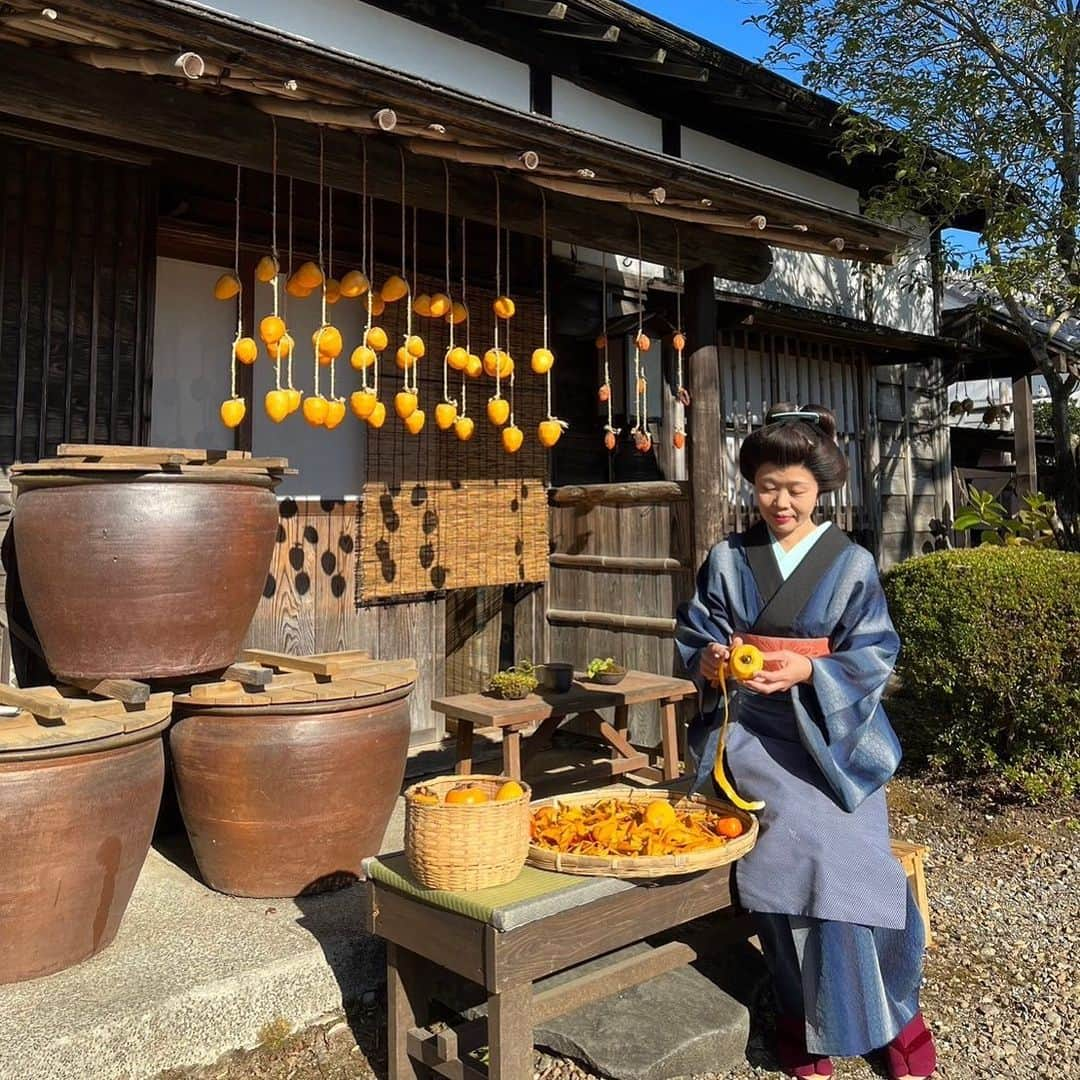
[589,666,627,686]
[537,662,574,694]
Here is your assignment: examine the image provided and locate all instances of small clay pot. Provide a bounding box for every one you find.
[537,663,574,694]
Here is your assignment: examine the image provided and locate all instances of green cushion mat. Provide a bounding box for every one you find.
[364,853,632,930]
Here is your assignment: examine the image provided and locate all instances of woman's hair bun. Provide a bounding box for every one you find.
[765,401,838,442]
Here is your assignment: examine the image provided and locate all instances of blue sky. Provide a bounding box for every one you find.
[631,2,778,67]
[633,1,983,260]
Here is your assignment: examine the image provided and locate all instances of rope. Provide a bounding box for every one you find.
[370,183,378,398]
[270,118,281,390]
[410,206,417,393]
[673,223,682,401]
[461,215,468,417]
[286,176,295,392]
[602,263,613,435]
[506,223,514,425]
[360,138,370,391]
[633,214,643,435]
[313,126,325,399]
[493,173,501,400]
[230,163,241,400]
[541,190,552,419]
[443,162,454,407]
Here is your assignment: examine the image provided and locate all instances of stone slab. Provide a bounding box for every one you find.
[0,829,397,1080]
[464,941,762,1080]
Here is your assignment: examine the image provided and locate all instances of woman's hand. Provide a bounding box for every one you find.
[699,636,744,684]
[744,650,814,694]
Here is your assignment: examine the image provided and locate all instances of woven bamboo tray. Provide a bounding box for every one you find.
[527,786,758,879]
[404,774,531,891]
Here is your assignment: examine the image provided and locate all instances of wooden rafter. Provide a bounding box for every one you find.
[0,0,914,265]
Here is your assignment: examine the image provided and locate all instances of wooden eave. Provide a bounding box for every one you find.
[0,0,914,279]
[714,291,959,364]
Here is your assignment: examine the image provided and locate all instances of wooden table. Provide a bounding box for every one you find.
[365,855,750,1080]
[431,671,697,786]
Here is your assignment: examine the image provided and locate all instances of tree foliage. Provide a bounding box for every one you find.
[754,0,1080,546]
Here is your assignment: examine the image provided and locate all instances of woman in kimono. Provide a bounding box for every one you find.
[675,404,936,1080]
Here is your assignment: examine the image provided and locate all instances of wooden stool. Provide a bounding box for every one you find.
[891,839,932,946]
[365,853,752,1080]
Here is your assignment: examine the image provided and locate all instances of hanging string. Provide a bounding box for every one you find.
[328,181,336,403]
[230,163,242,400]
[461,215,468,417]
[269,122,282,391]
[410,206,419,394]
[313,127,325,399]
[370,189,379,399]
[493,173,501,401]
[602,262,613,435]
[443,162,454,407]
[360,138,370,391]
[633,214,644,436]
[541,191,553,420]
[506,223,514,425]
[271,118,280,321]
[285,176,295,392]
[675,223,685,395]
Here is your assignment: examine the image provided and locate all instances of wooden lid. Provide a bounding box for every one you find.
[10,444,294,487]
[173,653,418,708]
[0,688,172,757]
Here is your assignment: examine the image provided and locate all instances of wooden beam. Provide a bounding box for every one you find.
[543,22,620,42]
[545,608,676,634]
[48,0,909,255]
[548,553,688,572]
[686,263,725,567]
[0,42,770,281]
[487,0,567,18]
[1012,375,1037,496]
[550,480,687,506]
[630,61,708,82]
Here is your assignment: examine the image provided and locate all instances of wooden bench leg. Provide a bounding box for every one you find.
[387,943,429,1080]
[456,721,475,775]
[502,729,522,781]
[660,699,680,781]
[488,983,533,1080]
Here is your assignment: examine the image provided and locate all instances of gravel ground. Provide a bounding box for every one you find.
[167,777,1080,1080]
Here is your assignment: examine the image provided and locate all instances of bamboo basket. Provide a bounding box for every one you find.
[404,774,531,891]
[527,786,758,879]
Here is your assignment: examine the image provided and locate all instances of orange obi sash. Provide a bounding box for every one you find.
[741,633,831,671]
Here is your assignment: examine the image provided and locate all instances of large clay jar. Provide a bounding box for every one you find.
[10,467,279,680]
[0,713,167,984]
[170,683,413,897]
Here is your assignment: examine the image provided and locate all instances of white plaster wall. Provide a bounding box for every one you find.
[151,258,366,496]
[189,0,530,110]
[250,289,366,497]
[716,234,936,336]
[681,128,861,214]
[551,78,664,152]
[150,258,235,452]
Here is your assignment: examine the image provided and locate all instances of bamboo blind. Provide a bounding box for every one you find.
[357,261,549,600]
[358,478,548,600]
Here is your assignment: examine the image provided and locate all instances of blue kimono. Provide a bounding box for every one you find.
[675,522,924,1057]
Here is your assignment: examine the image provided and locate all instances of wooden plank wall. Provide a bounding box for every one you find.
[0,135,155,467]
[243,496,442,743]
[717,329,874,545]
[547,482,694,745]
[875,360,952,566]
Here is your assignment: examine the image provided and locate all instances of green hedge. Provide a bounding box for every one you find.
[883,546,1080,801]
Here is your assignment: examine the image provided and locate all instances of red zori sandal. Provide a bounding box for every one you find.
[886,1012,937,1079]
[776,1016,834,1079]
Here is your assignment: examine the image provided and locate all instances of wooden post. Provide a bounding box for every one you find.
[1012,374,1037,497]
[685,263,723,569]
